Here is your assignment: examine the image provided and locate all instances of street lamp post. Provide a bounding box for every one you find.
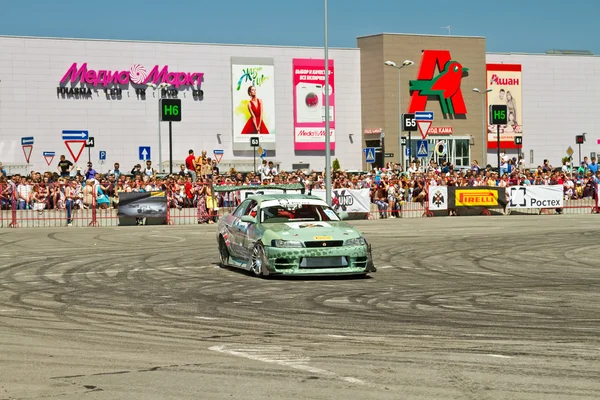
[473,88,492,166]
[147,82,169,172]
[324,0,332,206]
[384,60,414,170]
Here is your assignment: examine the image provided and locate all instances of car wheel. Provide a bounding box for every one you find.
[251,242,269,277]
[218,236,230,267]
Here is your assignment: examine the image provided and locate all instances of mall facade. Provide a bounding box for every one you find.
[0,34,598,174]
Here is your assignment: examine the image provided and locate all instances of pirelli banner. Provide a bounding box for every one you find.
[429,186,507,210]
[507,185,563,209]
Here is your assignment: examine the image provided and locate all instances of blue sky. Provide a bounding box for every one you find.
[2,0,599,54]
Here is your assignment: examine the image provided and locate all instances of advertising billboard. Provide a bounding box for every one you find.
[486,64,522,149]
[231,57,276,150]
[292,58,335,151]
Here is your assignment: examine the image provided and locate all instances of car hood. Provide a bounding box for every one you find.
[264,221,361,240]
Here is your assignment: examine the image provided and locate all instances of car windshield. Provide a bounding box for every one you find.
[260,202,340,223]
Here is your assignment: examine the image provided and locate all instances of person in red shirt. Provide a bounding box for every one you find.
[185,149,197,182]
[184,176,194,208]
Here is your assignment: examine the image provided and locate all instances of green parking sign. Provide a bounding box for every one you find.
[489,104,507,125]
[160,99,182,122]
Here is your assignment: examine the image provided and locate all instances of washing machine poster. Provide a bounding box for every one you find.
[292,58,336,151]
[231,59,276,145]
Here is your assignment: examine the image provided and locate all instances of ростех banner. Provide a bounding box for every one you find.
[507,185,563,209]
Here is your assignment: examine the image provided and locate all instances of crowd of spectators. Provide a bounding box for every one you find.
[1,150,599,224]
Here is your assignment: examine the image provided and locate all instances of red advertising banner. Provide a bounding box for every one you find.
[292,58,335,151]
[486,64,523,149]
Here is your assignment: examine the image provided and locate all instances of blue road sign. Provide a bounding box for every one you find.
[99,150,107,160]
[415,111,434,121]
[213,149,224,155]
[21,137,34,145]
[364,147,376,163]
[405,148,412,157]
[43,151,55,157]
[417,140,429,157]
[62,130,89,140]
[139,146,151,161]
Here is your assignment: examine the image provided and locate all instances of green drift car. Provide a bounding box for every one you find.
[216,194,376,277]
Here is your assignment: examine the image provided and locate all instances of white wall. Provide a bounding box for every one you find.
[0,36,362,174]
[486,52,600,168]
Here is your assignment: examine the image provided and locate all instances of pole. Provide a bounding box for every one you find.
[253,147,256,174]
[497,124,501,175]
[88,146,91,164]
[169,121,173,174]
[579,143,582,165]
[408,132,412,168]
[398,68,403,170]
[158,94,163,173]
[324,0,332,206]
[481,96,486,166]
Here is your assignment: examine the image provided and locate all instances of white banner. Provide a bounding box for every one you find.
[428,186,448,211]
[507,185,563,209]
[311,188,371,213]
[240,189,302,200]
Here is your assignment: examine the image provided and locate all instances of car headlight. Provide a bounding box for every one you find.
[345,237,366,246]
[271,239,305,248]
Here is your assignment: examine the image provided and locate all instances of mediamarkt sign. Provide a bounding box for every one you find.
[57,63,205,98]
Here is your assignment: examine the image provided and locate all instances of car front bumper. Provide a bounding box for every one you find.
[264,244,375,275]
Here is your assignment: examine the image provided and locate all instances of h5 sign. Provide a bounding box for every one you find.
[160,99,182,122]
[489,105,508,125]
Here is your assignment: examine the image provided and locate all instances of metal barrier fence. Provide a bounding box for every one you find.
[1,182,599,228]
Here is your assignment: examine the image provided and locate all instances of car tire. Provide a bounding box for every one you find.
[251,242,269,278]
[218,236,230,267]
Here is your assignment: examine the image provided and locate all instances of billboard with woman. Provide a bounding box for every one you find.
[486,64,523,149]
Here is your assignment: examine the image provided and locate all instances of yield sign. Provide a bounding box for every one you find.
[65,140,86,163]
[417,120,432,139]
[213,153,223,163]
[44,154,55,166]
[22,145,33,163]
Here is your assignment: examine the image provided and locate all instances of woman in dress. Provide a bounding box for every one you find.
[241,85,270,134]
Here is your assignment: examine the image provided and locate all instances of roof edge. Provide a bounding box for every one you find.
[0,34,358,51]
[357,32,486,40]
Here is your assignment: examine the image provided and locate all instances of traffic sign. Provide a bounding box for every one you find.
[22,145,33,163]
[85,137,95,148]
[514,136,523,145]
[160,99,182,122]
[405,148,411,157]
[400,136,407,145]
[250,137,259,147]
[566,146,574,157]
[62,130,89,140]
[139,146,151,161]
[417,120,432,139]
[489,105,508,125]
[575,135,585,144]
[384,153,394,157]
[21,137,34,145]
[258,147,266,158]
[43,151,55,166]
[416,140,428,157]
[402,113,417,132]
[99,150,107,160]
[364,147,376,163]
[65,141,86,162]
[213,149,224,163]
[415,111,434,121]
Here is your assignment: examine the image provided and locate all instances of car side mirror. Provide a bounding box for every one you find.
[338,211,349,220]
[240,215,256,224]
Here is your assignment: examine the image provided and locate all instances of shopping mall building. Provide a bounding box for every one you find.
[0,33,598,174]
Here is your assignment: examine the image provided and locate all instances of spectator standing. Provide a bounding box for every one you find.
[85,162,97,181]
[0,162,6,177]
[57,155,73,178]
[109,163,122,180]
[131,163,142,176]
[588,157,598,175]
[185,149,197,181]
[143,161,156,178]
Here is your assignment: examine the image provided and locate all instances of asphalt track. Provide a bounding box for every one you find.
[1,215,599,400]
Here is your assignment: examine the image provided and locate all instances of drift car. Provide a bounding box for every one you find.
[216,194,375,277]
